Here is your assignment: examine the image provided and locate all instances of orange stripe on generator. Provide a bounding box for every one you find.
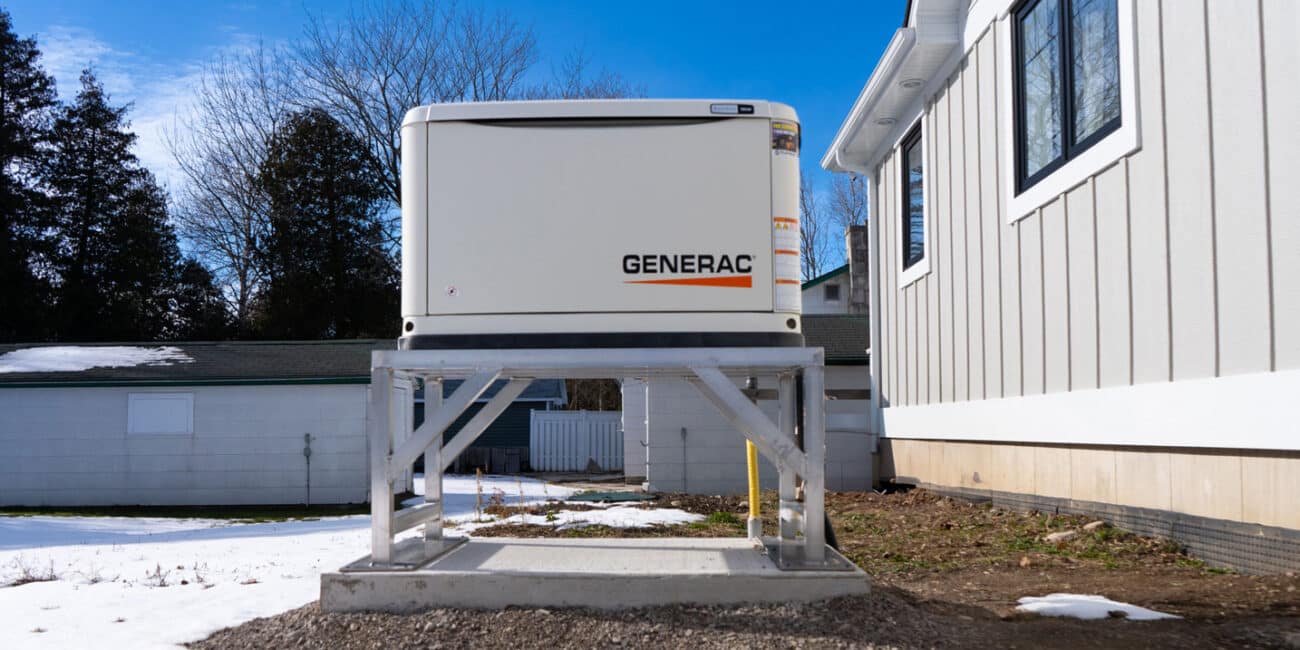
[625,276,753,288]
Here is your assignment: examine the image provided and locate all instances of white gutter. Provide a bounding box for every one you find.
[820,28,917,173]
[821,0,965,174]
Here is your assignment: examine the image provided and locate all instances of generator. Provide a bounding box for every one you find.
[399,99,802,349]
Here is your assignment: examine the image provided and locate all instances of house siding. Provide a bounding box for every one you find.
[0,385,370,506]
[874,0,1297,411]
[623,366,873,494]
[862,0,1299,533]
[801,275,850,314]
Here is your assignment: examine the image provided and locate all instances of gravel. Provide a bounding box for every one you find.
[189,587,1295,650]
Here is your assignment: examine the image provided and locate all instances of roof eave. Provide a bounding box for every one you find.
[822,0,964,174]
[801,264,850,291]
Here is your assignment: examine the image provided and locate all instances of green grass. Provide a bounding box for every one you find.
[705,511,743,527]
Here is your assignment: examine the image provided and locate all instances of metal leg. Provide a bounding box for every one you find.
[349,347,847,574]
[369,367,395,565]
[424,377,443,544]
[802,365,826,563]
[777,373,801,559]
[687,367,806,478]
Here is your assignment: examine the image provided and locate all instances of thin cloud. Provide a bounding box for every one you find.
[33,24,257,192]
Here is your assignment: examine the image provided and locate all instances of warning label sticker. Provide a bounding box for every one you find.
[771,121,799,156]
[773,217,801,312]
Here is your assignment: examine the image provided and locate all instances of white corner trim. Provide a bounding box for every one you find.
[880,368,1300,451]
[999,0,1141,223]
[896,114,932,289]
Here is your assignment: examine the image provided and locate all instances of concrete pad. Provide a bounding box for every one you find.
[322,537,870,612]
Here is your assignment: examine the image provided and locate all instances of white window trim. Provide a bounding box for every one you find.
[999,0,1141,223]
[897,114,931,289]
[127,392,194,435]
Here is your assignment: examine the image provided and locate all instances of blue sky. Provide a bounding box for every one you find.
[8,0,902,195]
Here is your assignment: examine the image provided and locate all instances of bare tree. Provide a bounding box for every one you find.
[294,2,637,214]
[563,378,622,411]
[525,49,642,100]
[168,43,296,334]
[828,172,867,231]
[171,1,636,330]
[295,1,536,210]
[800,176,830,282]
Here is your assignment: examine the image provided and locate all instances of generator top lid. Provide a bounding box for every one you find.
[402,99,798,127]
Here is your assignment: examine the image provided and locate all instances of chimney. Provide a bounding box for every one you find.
[846,225,869,315]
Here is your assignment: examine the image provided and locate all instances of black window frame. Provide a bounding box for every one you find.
[900,124,925,272]
[823,283,841,302]
[1012,0,1122,194]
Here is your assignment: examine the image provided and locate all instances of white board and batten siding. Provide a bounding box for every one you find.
[529,410,623,472]
[871,0,1300,451]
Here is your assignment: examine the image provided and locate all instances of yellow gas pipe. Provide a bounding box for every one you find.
[744,377,761,538]
[746,440,760,518]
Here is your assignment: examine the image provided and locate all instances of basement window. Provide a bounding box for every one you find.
[1014,0,1121,192]
[127,393,194,435]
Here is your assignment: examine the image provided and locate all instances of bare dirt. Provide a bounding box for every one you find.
[191,488,1300,649]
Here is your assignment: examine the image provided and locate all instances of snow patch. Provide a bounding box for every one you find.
[0,515,379,649]
[408,474,577,517]
[1016,593,1181,621]
[0,346,193,374]
[409,474,701,533]
[0,475,702,648]
[450,506,704,534]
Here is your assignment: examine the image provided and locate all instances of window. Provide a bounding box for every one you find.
[824,283,841,302]
[900,125,924,271]
[127,393,194,434]
[1014,0,1120,193]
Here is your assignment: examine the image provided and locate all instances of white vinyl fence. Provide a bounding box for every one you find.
[529,411,624,472]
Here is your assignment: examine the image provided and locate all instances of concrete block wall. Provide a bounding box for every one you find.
[0,384,371,506]
[622,365,874,495]
[621,378,648,482]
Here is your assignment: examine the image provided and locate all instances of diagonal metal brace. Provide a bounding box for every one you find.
[440,378,533,470]
[689,366,807,477]
[390,369,500,475]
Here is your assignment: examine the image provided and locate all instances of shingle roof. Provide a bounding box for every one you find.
[802,315,870,364]
[0,319,869,388]
[0,340,392,387]
[801,264,849,291]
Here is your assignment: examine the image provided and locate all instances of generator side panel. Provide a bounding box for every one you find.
[770,119,801,314]
[421,118,775,315]
[400,122,428,318]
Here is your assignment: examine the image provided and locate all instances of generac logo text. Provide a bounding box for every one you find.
[622,254,753,274]
[622,254,754,288]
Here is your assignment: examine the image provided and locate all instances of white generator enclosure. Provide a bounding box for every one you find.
[400,99,802,349]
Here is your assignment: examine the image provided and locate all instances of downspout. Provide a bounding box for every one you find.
[835,150,885,481]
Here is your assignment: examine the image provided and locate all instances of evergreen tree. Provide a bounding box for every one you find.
[255,108,396,339]
[47,71,228,340]
[163,259,230,340]
[0,9,57,341]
